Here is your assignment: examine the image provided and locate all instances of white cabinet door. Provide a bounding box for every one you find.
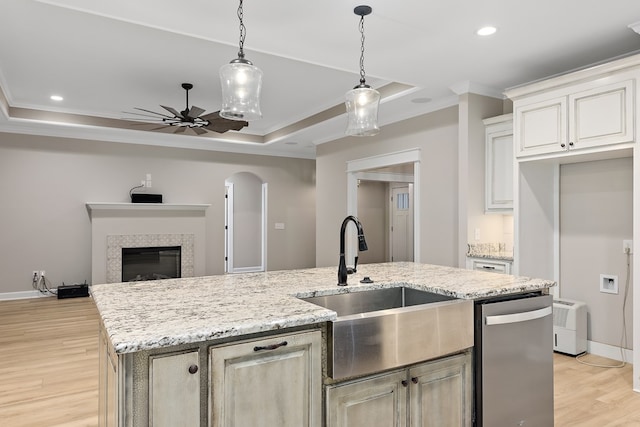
[149,351,200,427]
[326,370,408,427]
[484,114,513,212]
[210,330,322,427]
[409,353,472,427]
[515,96,567,157]
[569,79,634,150]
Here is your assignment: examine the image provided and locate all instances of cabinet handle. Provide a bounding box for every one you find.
[188,364,198,374]
[560,143,566,148]
[411,377,418,384]
[569,141,574,147]
[482,266,496,270]
[254,341,288,352]
[401,380,408,387]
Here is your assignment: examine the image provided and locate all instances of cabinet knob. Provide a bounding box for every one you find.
[569,141,574,147]
[188,364,198,374]
[401,380,408,387]
[560,143,566,148]
[411,377,418,384]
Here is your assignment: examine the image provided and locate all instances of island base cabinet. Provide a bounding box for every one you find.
[99,325,118,427]
[149,351,200,427]
[326,352,472,427]
[209,330,322,427]
[326,370,408,427]
[409,353,472,427]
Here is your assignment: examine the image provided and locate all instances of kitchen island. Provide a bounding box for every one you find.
[92,262,554,426]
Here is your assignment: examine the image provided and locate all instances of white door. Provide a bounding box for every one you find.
[391,185,414,262]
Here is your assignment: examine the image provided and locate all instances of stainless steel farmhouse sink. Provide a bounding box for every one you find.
[301,286,474,379]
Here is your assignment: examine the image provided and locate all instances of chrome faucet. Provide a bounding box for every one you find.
[338,215,368,286]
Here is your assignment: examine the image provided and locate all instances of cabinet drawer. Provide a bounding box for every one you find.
[467,258,511,274]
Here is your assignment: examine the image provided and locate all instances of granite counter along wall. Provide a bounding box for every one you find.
[467,243,513,261]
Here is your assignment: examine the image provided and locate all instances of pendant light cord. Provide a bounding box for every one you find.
[359,15,367,85]
[237,0,246,59]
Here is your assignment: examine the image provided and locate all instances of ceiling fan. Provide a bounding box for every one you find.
[124,83,248,135]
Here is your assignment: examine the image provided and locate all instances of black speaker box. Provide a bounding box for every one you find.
[131,193,163,203]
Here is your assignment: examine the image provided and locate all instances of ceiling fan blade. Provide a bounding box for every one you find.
[149,125,171,132]
[204,116,248,133]
[161,105,182,118]
[133,107,174,118]
[187,106,205,119]
[122,111,167,119]
[200,111,222,121]
[192,127,208,135]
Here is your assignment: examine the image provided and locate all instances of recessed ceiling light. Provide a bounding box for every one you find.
[50,95,64,101]
[477,26,497,36]
[284,141,299,145]
[411,97,432,104]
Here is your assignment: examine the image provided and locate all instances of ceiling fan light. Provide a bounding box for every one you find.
[219,58,263,121]
[345,85,380,136]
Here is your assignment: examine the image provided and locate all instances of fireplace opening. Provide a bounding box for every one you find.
[122,246,181,282]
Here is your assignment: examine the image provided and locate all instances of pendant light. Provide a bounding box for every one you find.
[345,5,380,137]
[220,0,263,121]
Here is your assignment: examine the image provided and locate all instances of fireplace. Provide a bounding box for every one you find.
[105,234,195,284]
[87,203,208,285]
[122,246,181,282]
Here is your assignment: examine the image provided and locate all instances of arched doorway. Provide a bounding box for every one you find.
[225,172,267,273]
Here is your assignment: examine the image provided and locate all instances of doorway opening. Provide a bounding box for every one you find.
[347,148,420,263]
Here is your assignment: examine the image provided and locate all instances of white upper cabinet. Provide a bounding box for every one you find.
[512,71,635,159]
[484,114,513,212]
[569,79,634,149]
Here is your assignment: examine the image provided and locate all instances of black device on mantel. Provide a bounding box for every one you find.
[131,193,163,203]
[57,283,89,299]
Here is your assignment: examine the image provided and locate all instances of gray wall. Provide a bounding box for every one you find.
[560,157,633,348]
[316,106,459,268]
[0,132,316,293]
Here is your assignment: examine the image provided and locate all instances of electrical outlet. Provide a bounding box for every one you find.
[40,270,46,278]
[32,271,40,282]
[623,240,633,254]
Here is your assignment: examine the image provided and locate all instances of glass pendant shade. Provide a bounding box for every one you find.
[219,59,263,121]
[345,85,380,136]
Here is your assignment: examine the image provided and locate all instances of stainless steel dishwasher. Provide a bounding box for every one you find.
[474,293,554,427]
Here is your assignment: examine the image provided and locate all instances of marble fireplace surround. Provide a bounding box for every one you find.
[106,234,194,283]
[87,203,209,285]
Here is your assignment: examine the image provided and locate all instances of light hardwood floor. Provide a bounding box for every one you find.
[1,297,640,426]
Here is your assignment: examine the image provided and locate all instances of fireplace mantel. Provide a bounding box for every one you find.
[86,202,210,217]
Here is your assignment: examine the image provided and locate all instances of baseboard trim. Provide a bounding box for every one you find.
[0,290,56,300]
[587,340,633,363]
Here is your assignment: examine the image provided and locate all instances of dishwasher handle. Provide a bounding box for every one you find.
[485,306,552,326]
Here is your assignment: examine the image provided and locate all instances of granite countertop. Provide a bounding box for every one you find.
[467,243,514,261]
[91,262,554,354]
